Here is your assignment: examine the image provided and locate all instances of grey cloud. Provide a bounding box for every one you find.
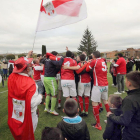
[0,0,140,54]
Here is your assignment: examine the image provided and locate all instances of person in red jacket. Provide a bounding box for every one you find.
[8,55,43,140]
[86,51,110,131]
[113,53,126,94]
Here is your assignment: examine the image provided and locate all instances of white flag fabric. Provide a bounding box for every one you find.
[36,0,87,31]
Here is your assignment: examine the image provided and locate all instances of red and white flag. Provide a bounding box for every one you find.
[36,0,87,31]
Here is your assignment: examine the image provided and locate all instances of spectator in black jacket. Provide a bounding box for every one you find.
[135,56,140,71]
[107,71,140,140]
[57,98,90,140]
[41,127,67,140]
[103,94,122,140]
[126,58,133,73]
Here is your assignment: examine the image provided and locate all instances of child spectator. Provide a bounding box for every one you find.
[0,65,4,87]
[107,71,140,140]
[57,98,90,140]
[109,59,117,87]
[103,94,122,140]
[41,127,66,140]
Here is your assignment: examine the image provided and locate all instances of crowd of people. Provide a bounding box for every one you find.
[4,48,140,140]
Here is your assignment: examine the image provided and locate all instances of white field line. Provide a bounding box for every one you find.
[0,90,8,94]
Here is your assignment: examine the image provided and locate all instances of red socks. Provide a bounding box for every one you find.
[93,105,100,126]
[78,96,84,112]
[58,99,61,104]
[99,102,102,108]
[73,97,77,102]
[105,103,110,112]
[85,97,89,112]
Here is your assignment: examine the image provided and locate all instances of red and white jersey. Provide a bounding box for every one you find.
[33,64,43,81]
[89,58,108,86]
[61,57,77,80]
[78,62,91,83]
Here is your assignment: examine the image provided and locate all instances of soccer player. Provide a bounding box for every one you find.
[61,51,79,101]
[76,54,91,116]
[44,51,64,116]
[86,51,110,130]
[33,59,44,95]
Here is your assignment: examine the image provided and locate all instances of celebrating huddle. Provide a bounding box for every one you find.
[7,49,140,140]
[42,50,110,131]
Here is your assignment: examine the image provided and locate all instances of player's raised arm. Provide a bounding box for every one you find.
[62,65,80,70]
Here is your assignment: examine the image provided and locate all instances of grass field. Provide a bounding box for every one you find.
[0,63,127,140]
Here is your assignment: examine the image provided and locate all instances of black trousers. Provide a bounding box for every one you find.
[1,76,4,87]
[111,73,117,86]
[136,66,140,71]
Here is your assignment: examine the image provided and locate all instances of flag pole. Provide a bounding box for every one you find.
[32,32,37,51]
[32,0,43,51]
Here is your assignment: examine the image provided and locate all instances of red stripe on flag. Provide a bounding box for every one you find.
[40,0,46,13]
[52,0,73,8]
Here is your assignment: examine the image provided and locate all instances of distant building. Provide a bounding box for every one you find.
[102,48,140,59]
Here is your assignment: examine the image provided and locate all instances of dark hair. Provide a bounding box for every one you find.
[66,51,72,57]
[118,53,123,57]
[128,58,131,61]
[109,95,122,108]
[41,127,65,140]
[37,54,42,57]
[64,98,78,117]
[71,53,75,59]
[51,51,58,56]
[126,71,140,88]
[9,64,13,71]
[80,54,86,61]
[88,55,92,60]
[93,51,100,58]
[114,59,117,63]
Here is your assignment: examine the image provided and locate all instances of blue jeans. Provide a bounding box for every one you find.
[36,81,44,95]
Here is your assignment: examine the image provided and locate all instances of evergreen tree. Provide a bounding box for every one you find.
[78,28,98,56]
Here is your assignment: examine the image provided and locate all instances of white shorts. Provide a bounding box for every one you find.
[58,79,62,90]
[61,80,77,97]
[91,86,108,102]
[78,82,91,97]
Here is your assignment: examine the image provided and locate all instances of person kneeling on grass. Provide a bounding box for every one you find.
[57,98,90,140]
[41,127,67,140]
[103,94,122,140]
[107,71,140,140]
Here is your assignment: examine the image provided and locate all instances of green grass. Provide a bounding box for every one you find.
[0,63,128,140]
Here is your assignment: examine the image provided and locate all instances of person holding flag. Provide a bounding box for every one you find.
[8,51,43,140]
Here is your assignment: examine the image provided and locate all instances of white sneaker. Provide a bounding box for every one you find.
[50,110,59,116]
[57,103,61,109]
[112,84,114,86]
[114,91,122,95]
[44,108,50,113]
[121,91,125,93]
[104,120,107,124]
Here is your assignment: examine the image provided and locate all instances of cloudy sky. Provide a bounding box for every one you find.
[0,0,140,54]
